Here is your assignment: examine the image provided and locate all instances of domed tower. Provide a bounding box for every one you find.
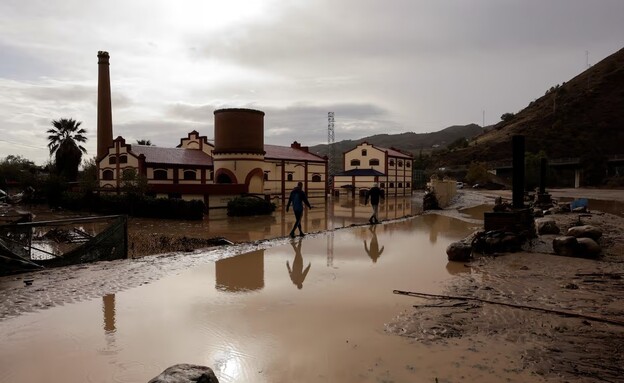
[212,108,266,194]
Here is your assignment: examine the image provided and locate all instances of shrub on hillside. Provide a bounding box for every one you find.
[227,196,276,216]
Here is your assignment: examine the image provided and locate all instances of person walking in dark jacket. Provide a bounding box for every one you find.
[286,182,312,238]
[365,183,383,224]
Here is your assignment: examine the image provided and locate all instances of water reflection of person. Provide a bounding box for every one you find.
[287,237,311,289]
[364,224,384,263]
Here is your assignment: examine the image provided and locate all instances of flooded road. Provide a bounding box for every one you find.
[0,212,485,383]
[127,195,421,243]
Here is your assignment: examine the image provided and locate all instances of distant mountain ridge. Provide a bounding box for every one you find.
[310,124,483,170]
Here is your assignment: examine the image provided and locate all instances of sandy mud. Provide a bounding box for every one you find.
[388,190,624,382]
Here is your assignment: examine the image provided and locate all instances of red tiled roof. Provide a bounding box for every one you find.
[264,144,326,162]
[131,146,213,166]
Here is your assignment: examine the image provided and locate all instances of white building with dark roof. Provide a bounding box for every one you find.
[98,112,327,208]
[333,142,413,197]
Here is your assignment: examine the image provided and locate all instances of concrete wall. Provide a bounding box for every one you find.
[429,178,457,208]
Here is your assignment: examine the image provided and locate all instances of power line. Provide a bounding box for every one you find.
[0,138,47,151]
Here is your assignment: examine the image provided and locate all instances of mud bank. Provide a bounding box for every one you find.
[388,190,624,382]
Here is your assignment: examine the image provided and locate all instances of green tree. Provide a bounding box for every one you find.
[78,156,98,193]
[47,118,87,181]
[120,168,149,196]
[136,139,152,146]
[465,162,490,185]
[447,137,469,151]
[501,112,515,122]
[0,155,37,189]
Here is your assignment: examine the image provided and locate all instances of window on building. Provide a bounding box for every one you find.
[119,155,128,164]
[361,149,367,156]
[406,161,411,168]
[102,169,114,180]
[264,172,269,181]
[287,173,293,181]
[380,182,385,188]
[350,159,360,166]
[407,182,411,188]
[183,170,197,180]
[389,182,395,188]
[217,173,232,184]
[312,174,321,182]
[398,161,403,167]
[398,182,403,188]
[389,160,395,166]
[154,169,168,180]
[369,158,379,166]
[109,156,116,165]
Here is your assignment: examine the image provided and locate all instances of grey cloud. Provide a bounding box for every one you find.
[195,0,624,69]
[163,101,399,146]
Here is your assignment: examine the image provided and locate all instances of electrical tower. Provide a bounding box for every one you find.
[327,112,336,190]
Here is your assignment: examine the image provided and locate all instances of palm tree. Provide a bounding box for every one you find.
[47,118,87,181]
[136,139,152,146]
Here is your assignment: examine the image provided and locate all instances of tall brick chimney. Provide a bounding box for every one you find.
[97,51,113,160]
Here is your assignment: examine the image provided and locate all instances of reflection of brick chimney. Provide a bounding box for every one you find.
[97,51,113,160]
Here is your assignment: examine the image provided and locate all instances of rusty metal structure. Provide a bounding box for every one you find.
[0,215,127,276]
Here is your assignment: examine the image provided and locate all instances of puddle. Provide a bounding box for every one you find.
[458,204,493,221]
[0,214,484,383]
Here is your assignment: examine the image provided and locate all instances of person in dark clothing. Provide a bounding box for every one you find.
[286,182,312,238]
[365,183,383,224]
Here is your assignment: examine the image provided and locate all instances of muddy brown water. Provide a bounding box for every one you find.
[0,210,494,383]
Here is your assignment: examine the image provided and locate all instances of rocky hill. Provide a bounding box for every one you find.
[433,47,624,167]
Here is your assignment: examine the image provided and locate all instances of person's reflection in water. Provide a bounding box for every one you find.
[364,224,384,263]
[287,237,311,289]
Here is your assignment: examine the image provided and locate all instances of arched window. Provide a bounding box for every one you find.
[361,149,367,156]
[217,173,231,184]
[108,156,116,165]
[407,182,411,188]
[380,182,385,188]
[264,172,269,181]
[287,173,293,181]
[398,161,403,167]
[369,158,380,166]
[183,170,196,180]
[102,169,114,180]
[154,169,168,180]
[312,174,321,182]
[389,160,395,167]
[389,182,395,188]
[119,155,128,164]
[406,161,411,168]
[350,159,360,166]
[398,182,403,188]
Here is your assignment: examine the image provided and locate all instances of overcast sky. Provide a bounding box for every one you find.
[1,0,623,165]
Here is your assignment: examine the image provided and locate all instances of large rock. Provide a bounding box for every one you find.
[536,219,560,235]
[576,237,601,258]
[446,241,472,262]
[566,225,602,241]
[148,364,219,383]
[552,236,578,257]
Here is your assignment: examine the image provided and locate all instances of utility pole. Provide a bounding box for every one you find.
[327,112,336,191]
